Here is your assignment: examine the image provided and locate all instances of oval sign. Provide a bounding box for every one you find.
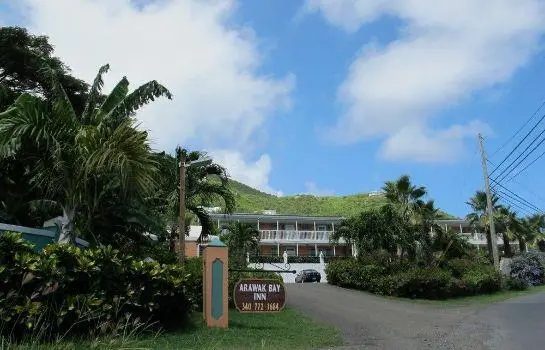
[233,278,286,313]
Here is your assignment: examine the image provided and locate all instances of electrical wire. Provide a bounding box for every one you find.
[489,178,543,213]
[505,148,545,183]
[493,127,545,183]
[490,99,545,158]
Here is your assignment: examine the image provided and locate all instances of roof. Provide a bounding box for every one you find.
[208,212,345,222]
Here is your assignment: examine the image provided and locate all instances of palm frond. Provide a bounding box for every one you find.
[99,77,129,118]
[82,64,110,122]
[109,80,172,124]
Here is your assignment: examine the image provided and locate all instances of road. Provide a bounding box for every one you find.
[286,283,545,350]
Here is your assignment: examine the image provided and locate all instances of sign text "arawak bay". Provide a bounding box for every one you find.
[238,282,282,301]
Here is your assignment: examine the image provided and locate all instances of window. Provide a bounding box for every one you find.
[285,224,295,231]
[317,225,327,231]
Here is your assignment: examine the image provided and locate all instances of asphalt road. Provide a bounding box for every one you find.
[286,283,545,350]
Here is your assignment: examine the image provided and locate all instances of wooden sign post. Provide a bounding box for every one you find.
[233,279,286,313]
[202,238,228,328]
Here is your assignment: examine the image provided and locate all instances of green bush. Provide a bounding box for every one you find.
[503,276,529,291]
[393,268,453,299]
[460,266,502,295]
[0,232,193,342]
[445,258,479,278]
[323,256,351,263]
[288,256,319,263]
[184,257,204,310]
[249,255,283,263]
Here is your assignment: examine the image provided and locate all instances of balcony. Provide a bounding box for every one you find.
[259,230,342,243]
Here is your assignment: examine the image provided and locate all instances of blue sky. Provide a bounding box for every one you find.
[3,0,545,218]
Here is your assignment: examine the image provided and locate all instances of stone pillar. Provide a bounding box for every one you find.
[203,238,228,328]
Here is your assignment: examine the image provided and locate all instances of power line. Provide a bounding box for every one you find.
[492,189,534,216]
[494,132,545,184]
[489,111,545,176]
[488,158,545,206]
[489,177,543,213]
[492,187,541,213]
[506,148,545,182]
[490,99,545,158]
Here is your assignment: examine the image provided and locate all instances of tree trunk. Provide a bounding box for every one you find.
[502,233,512,257]
[486,229,493,263]
[519,237,526,253]
[58,207,76,245]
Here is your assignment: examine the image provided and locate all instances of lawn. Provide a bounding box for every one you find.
[399,285,545,307]
[8,308,343,350]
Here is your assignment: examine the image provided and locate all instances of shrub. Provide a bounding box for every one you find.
[461,266,501,295]
[288,256,319,263]
[510,252,545,286]
[323,256,351,263]
[445,258,479,278]
[325,258,361,288]
[184,257,204,310]
[0,232,193,342]
[503,276,529,291]
[392,268,453,299]
[249,255,283,264]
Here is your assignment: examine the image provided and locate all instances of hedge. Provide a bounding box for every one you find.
[0,232,196,342]
[326,258,503,299]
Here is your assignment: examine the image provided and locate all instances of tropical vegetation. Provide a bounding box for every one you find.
[326,174,545,299]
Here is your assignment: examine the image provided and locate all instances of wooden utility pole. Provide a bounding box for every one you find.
[478,133,500,270]
[178,151,186,264]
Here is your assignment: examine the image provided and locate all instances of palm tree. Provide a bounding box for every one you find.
[0,64,170,244]
[382,175,426,223]
[156,148,235,247]
[516,214,545,251]
[496,206,515,257]
[221,222,260,268]
[466,190,500,260]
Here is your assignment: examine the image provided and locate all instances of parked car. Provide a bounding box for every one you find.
[295,269,321,283]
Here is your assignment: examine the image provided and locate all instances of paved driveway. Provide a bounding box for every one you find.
[286,283,545,350]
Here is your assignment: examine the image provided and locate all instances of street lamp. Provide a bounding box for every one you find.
[178,152,213,264]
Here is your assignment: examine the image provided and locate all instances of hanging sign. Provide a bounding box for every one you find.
[233,278,286,313]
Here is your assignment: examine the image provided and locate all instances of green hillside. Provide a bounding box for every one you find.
[213,180,456,219]
[226,180,385,217]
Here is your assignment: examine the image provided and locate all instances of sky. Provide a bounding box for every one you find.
[2,0,545,218]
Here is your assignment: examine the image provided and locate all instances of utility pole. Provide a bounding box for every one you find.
[478,134,500,270]
[178,150,186,264]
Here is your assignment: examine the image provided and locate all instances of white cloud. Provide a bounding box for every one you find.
[305,0,545,161]
[304,181,335,196]
[209,150,283,196]
[4,0,293,193]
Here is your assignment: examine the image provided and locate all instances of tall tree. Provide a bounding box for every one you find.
[155,148,235,248]
[0,27,89,226]
[0,64,170,244]
[0,27,88,110]
[466,190,500,261]
[221,222,260,268]
[382,175,427,223]
[496,206,515,257]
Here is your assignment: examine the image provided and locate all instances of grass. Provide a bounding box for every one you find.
[5,308,343,350]
[398,285,545,307]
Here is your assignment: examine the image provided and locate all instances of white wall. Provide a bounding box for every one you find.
[248,262,327,284]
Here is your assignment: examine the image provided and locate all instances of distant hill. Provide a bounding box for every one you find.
[218,179,456,219]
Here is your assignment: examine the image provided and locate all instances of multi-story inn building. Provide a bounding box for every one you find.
[184,211,508,257]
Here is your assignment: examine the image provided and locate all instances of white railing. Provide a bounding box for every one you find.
[259,230,334,242]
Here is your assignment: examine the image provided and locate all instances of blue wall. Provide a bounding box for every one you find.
[0,221,89,251]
